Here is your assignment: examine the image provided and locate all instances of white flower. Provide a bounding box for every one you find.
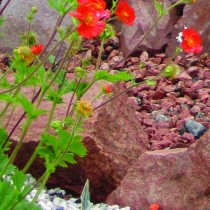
[176,32,183,43]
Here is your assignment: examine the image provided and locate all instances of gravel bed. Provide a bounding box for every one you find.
[3,173,130,210]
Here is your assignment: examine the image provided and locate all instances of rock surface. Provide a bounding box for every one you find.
[114,0,180,56]
[6,80,149,202]
[166,0,210,56]
[106,128,210,210]
[0,0,71,55]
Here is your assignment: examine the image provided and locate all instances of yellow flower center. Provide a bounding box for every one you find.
[85,15,94,26]
[122,11,129,18]
[77,100,92,116]
[187,37,195,47]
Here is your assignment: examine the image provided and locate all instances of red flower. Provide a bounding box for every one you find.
[180,28,203,54]
[78,0,106,10]
[149,203,160,210]
[77,0,110,19]
[70,5,106,39]
[102,84,111,94]
[115,0,135,25]
[31,43,44,55]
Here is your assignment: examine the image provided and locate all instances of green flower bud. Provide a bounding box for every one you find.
[31,6,38,14]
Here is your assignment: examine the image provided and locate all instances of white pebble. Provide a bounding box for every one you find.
[120,207,130,210]
[67,204,80,210]
[108,205,120,210]
[53,197,61,205]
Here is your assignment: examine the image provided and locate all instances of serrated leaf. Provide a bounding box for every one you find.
[0,181,18,210]
[154,0,164,16]
[0,93,14,102]
[75,82,89,98]
[18,93,34,117]
[48,55,55,64]
[0,78,13,89]
[31,109,47,120]
[47,0,60,11]
[94,70,133,82]
[63,153,77,164]
[0,127,11,151]
[0,151,16,175]
[41,133,59,154]
[46,89,63,104]
[58,130,71,151]
[36,146,55,160]
[11,171,26,192]
[23,76,40,86]
[69,136,86,157]
[58,160,68,167]
[14,200,42,210]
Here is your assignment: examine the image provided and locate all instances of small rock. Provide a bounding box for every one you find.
[185,119,208,139]
[155,115,169,122]
[187,66,199,78]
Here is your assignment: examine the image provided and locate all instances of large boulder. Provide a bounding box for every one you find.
[5,75,149,202]
[114,0,180,56]
[106,128,210,210]
[166,0,210,56]
[0,0,71,55]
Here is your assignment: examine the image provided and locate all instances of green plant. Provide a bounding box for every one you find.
[0,0,200,209]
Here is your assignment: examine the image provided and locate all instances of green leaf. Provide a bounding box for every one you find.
[0,181,18,210]
[31,109,47,120]
[58,160,68,167]
[69,135,86,157]
[94,70,133,82]
[36,146,56,160]
[47,0,60,11]
[0,150,16,175]
[75,82,89,98]
[139,62,146,69]
[58,130,71,151]
[0,128,11,151]
[18,93,34,117]
[0,16,4,26]
[41,133,59,154]
[48,55,55,64]
[23,76,40,86]
[11,171,26,192]
[0,93,15,102]
[154,0,164,16]
[147,79,156,86]
[38,65,47,90]
[63,153,77,164]
[46,89,63,104]
[0,78,13,89]
[14,200,42,210]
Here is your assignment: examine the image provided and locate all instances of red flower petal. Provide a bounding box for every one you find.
[181,28,203,54]
[77,19,105,39]
[115,0,135,25]
[31,43,44,55]
[149,203,160,210]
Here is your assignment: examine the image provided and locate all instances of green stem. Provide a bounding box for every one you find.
[54,116,82,168]
[0,117,32,177]
[22,100,57,173]
[22,42,74,173]
[0,28,75,95]
[32,171,51,203]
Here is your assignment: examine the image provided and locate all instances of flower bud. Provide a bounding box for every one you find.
[31,6,38,14]
[17,46,34,63]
